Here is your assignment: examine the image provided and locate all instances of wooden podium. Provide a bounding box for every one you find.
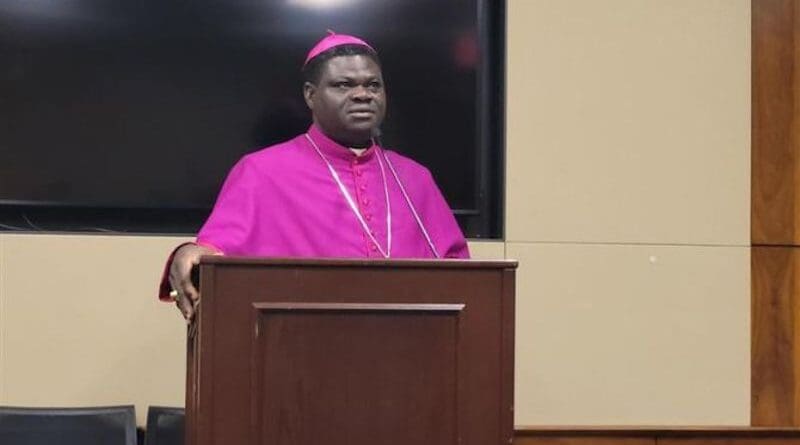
[186,257,517,445]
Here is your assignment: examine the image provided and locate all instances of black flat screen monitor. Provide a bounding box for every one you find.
[0,0,504,237]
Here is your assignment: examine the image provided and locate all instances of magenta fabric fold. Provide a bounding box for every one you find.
[195,125,470,260]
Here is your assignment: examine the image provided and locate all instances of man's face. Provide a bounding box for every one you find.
[304,54,386,146]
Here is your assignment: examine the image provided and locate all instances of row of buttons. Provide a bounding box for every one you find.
[351,161,379,255]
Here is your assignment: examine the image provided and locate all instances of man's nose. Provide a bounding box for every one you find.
[351,85,373,101]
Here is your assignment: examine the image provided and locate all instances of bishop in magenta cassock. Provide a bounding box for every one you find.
[162,32,469,318]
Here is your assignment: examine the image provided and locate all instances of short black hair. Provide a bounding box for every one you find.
[302,44,381,85]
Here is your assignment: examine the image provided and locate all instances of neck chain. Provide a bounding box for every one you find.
[382,152,441,259]
[305,133,392,258]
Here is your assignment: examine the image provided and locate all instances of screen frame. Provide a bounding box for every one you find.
[0,0,506,239]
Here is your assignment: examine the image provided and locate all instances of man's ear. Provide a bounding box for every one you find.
[303,81,316,110]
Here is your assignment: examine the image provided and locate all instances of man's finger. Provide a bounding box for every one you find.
[176,292,194,321]
[180,279,200,302]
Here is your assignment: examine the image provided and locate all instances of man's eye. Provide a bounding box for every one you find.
[334,82,350,89]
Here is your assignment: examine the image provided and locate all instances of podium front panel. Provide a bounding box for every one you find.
[187,259,515,445]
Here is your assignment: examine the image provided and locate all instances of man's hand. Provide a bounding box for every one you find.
[168,243,219,321]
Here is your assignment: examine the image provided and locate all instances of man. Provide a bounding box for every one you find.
[161,32,469,320]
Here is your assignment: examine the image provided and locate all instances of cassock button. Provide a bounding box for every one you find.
[370,245,377,251]
[363,198,370,206]
[355,169,362,176]
[365,214,372,221]
[359,184,367,191]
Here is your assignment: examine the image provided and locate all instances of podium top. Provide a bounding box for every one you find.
[199,256,518,270]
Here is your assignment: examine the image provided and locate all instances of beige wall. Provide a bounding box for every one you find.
[507,0,750,425]
[0,234,189,426]
[0,0,751,429]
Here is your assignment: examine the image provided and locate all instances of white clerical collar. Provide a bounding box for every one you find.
[307,124,377,162]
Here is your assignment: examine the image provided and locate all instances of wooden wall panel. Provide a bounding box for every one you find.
[752,247,800,425]
[752,0,799,244]
[515,438,652,445]
[752,0,800,426]
[514,428,800,445]
[659,440,800,445]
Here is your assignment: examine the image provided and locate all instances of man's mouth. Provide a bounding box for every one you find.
[348,108,375,117]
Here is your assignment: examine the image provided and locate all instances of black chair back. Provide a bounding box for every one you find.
[0,405,136,445]
[144,406,184,445]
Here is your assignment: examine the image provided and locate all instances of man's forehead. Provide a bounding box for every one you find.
[322,55,383,76]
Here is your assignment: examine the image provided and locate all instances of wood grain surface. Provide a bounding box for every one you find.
[752,0,800,426]
[515,439,652,445]
[659,440,800,445]
[752,0,800,245]
[514,427,800,444]
[752,247,800,425]
[188,258,516,445]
